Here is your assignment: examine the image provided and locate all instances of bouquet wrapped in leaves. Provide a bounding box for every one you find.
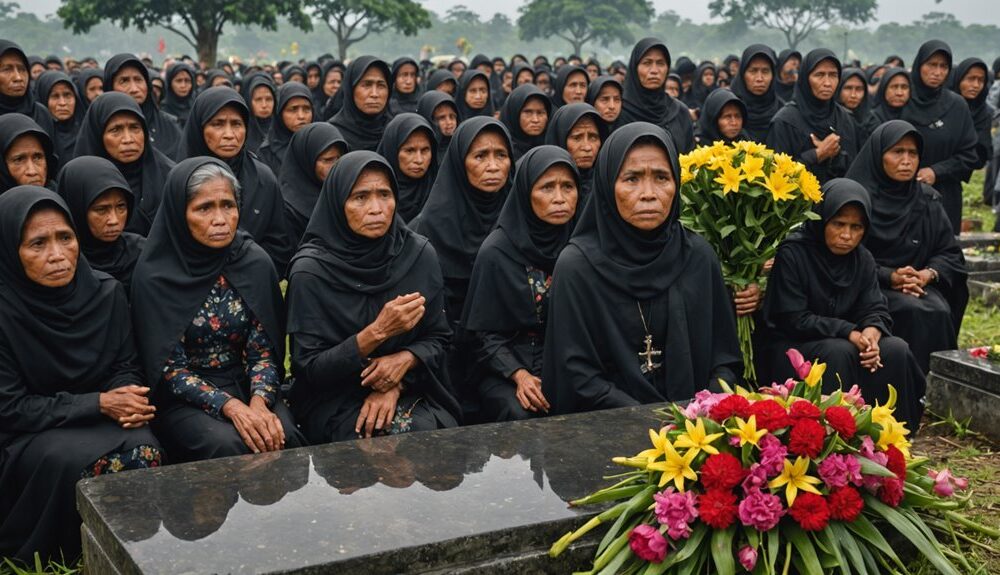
[549,350,999,574]
[678,141,823,383]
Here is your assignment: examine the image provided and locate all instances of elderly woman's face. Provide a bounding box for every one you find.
[87,188,129,244]
[186,177,239,249]
[202,105,246,160]
[464,130,511,193]
[530,164,578,226]
[614,143,675,231]
[19,206,78,288]
[344,168,395,239]
[5,134,47,187]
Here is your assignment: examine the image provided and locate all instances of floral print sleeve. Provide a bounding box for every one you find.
[163,338,234,418]
[246,317,279,407]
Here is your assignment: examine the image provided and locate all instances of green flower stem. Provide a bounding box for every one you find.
[943,511,1000,539]
[549,502,629,557]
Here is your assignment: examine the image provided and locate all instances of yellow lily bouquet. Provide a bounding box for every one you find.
[678,140,822,383]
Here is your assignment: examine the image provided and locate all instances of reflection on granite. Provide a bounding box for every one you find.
[930,350,1000,395]
[78,405,669,574]
[927,350,1000,442]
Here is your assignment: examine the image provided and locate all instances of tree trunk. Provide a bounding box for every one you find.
[570,37,584,57]
[195,23,220,67]
[338,34,350,61]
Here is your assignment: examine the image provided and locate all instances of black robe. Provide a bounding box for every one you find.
[375,113,438,223]
[416,91,456,157]
[731,44,783,143]
[0,186,160,563]
[280,122,348,247]
[542,122,741,414]
[329,56,391,152]
[287,151,460,443]
[160,63,195,127]
[544,103,608,206]
[388,57,421,117]
[619,38,695,154]
[0,41,56,139]
[499,84,552,161]
[863,67,908,137]
[257,82,314,176]
[243,73,276,154]
[767,49,858,184]
[695,89,751,146]
[462,146,580,422]
[103,54,182,160]
[455,70,495,122]
[761,178,924,429]
[33,71,82,165]
[845,119,968,373]
[0,113,57,193]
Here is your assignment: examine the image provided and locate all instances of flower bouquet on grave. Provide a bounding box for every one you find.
[677,140,822,384]
[969,345,1000,362]
[548,350,999,575]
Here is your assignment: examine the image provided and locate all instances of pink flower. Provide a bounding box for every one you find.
[738,489,785,531]
[629,524,668,563]
[760,379,796,400]
[738,545,759,571]
[786,348,812,380]
[682,389,727,419]
[741,463,769,494]
[928,468,969,497]
[654,487,700,540]
[858,437,889,492]
[758,434,788,477]
[842,385,866,409]
[817,454,862,488]
[970,346,990,359]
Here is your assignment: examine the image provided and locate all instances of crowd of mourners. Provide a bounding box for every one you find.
[0,34,992,563]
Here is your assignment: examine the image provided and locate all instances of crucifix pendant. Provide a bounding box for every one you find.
[639,334,662,374]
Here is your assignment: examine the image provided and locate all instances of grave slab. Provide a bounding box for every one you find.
[926,350,1000,442]
[958,232,1000,250]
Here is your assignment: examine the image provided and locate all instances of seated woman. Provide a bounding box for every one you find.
[730,44,783,143]
[761,178,924,428]
[256,82,314,176]
[0,113,57,193]
[462,146,580,421]
[56,156,145,292]
[74,92,175,236]
[545,103,608,205]
[499,84,552,161]
[542,122,741,414]
[376,113,438,222]
[330,56,392,152]
[103,53,182,160]
[0,186,161,563]
[131,157,304,462]
[280,122,349,246]
[287,151,461,442]
[417,91,458,157]
[695,89,751,146]
[845,120,968,373]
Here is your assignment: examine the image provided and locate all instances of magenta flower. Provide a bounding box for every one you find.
[738,489,785,531]
[683,389,727,419]
[928,468,969,497]
[858,437,889,492]
[738,545,759,571]
[817,454,862,488]
[758,434,787,477]
[786,348,812,380]
[629,524,668,563]
[741,463,769,494]
[654,488,699,540]
[760,379,796,400]
[842,385,866,409]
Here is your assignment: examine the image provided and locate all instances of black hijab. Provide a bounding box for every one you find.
[73,91,174,236]
[455,69,494,121]
[836,67,871,123]
[244,73,276,153]
[775,49,801,102]
[202,69,233,91]
[305,61,325,106]
[376,113,439,223]
[731,44,782,141]
[282,64,306,86]
[34,71,83,165]
[685,62,717,108]
[462,146,579,331]
[411,117,513,280]
[416,90,457,157]
[791,49,843,135]
[261,81,314,168]
[103,54,182,160]
[586,75,623,130]
[545,103,607,204]
[552,65,589,108]
[511,63,535,89]
[499,84,552,160]
[0,113,57,193]
[620,38,690,151]
[951,57,994,164]
[389,57,421,116]
[280,122,348,244]
[696,89,749,144]
[426,69,457,93]
[903,40,959,126]
[130,157,284,390]
[74,68,104,111]
[56,156,144,290]
[870,67,909,123]
[330,56,392,152]
[0,41,55,137]
[161,63,196,126]
[318,60,346,120]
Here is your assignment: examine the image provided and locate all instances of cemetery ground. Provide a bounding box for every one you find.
[2,175,1000,574]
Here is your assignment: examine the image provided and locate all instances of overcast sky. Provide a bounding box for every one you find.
[26,0,1000,27]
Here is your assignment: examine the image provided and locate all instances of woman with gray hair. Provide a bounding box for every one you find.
[131,157,305,462]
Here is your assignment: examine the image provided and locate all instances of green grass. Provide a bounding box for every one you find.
[963,169,997,233]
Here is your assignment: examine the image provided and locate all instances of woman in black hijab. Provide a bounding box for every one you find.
[695,89,751,146]
[586,75,623,132]
[104,53,182,160]
[318,60,345,120]
[426,68,457,95]
[376,113,438,222]
[845,120,968,373]
[389,56,421,116]
[257,81,314,175]
[179,87,293,275]
[131,157,304,462]
[545,103,608,206]
[456,69,494,121]
[0,40,55,138]
[499,83,552,161]
[282,64,306,86]
[950,58,994,178]
[0,186,161,563]
[551,64,589,108]
[244,73,276,154]
[202,69,233,90]
[73,91,175,236]
[56,156,145,292]
[542,122,740,413]
[330,56,391,152]
[462,146,580,421]
[417,90,458,158]
[731,44,783,143]
[161,63,196,127]
[619,38,695,154]
[511,62,536,89]
[837,67,872,143]
[864,67,909,136]
[767,49,858,183]
[305,61,324,107]
[683,61,717,111]
[280,122,349,247]
[900,40,979,232]
[74,67,104,112]
[0,113,57,192]
[775,49,801,102]
[34,71,83,164]
[287,151,461,442]
[762,178,924,429]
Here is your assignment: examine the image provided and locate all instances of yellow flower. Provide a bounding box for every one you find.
[682,146,714,170]
[797,170,823,203]
[769,456,822,506]
[647,439,699,491]
[713,161,744,195]
[727,415,768,447]
[674,418,723,457]
[876,417,912,458]
[772,153,798,177]
[740,154,766,182]
[803,362,826,387]
[871,385,898,429]
[764,170,798,202]
[681,165,694,185]
[709,140,729,157]
[636,427,670,463]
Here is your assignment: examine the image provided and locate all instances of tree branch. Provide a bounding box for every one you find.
[162,23,196,49]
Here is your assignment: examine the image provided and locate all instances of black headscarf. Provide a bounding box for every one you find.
[55,156,144,291]
[259,81,314,171]
[376,113,438,223]
[499,84,552,160]
[511,63,535,89]
[243,73,276,153]
[869,67,909,124]
[426,69,457,93]
[318,60,345,120]
[73,91,174,236]
[837,67,871,124]
[161,63,196,126]
[950,57,994,166]
[0,41,55,138]
[791,49,843,134]
[389,57,421,116]
[34,71,83,165]
[130,157,284,391]
[330,56,392,152]
[0,113,57,193]
[619,38,692,153]
[455,69,494,121]
[282,64,306,85]
[416,90,457,158]
[462,146,579,331]
[202,69,233,91]
[775,49,801,102]
[305,61,325,107]
[696,89,749,144]
[685,62,717,108]
[544,103,607,204]
[585,75,623,130]
[552,65,589,108]
[103,53,182,160]
[731,44,782,141]
[74,68,104,111]
[903,40,958,126]
[280,122,348,245]
[411,117,513,280]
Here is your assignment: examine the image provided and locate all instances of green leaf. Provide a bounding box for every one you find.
[857,456,897,478]
[658,523,709,569]
[843,514,904,568]
[597,485,655,556]
[829,522,868,575]
[814,527,849,575]
[864,496,962,575]
[719,224,737,239]
[766,528,780,574]
[710,525,737,575]
[596,542,633,575]
[782,524,823,575]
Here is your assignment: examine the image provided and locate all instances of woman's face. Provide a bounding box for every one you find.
[102,112,145,164]
[186,177,239,249]
[515,70,534,87]
[47,82,76,121]
[700,68,716,86]
[562,71,588,104]
[0,53,28,98]
[518,96,548,137]
[882,134,920,183]
[565,116,601,170]
[744,56,773,96]
[394,63,418,95]
[614,143,675,231]
[824,203,865,256]
[637,48,668,90]
[716,102,744,140]
[535,73,551,93]
[344,168,395,239]
[324,69,342,98]
[314,145,343,183]
[920,52,950,89]
[433,104,458,137]
[281,96,313,132]
[19,206,78,288]
[530,163,577,226]
[839,76,866,110]
[436,79,456,95]
[398,130,433,180]
[780,56,800,83]
[202,105,246,160]
[593,85,622,123]
[884,75,910,108]
[251,86,274,118]
[586,64,600,81]
[959,66,987,100]
[171,70,193,98]
[4,134,47,186]
[353,66,389,115]
[464,76,489,110]
[464,130,511,193]
[112,65,148,105]
[664,78,681,98]
[808,59,839,102]
[84,77,104,103]
[307,67,321,89]
[87,188,129,244]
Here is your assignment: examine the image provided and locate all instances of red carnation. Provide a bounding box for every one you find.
[824,406,856,440]
[698,489,739,529]
[700,453,747,490]
[878,477,904,507]
[788,419,826,458]
[789,400,822,421]
[709,395,752,422]
[747,400,791,432]
[828,487,864,522]
[884,445,906,480]
[788,492,830,531]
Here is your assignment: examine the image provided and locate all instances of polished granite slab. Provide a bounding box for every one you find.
[927,350,1000,441]
[78,405,669,574]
